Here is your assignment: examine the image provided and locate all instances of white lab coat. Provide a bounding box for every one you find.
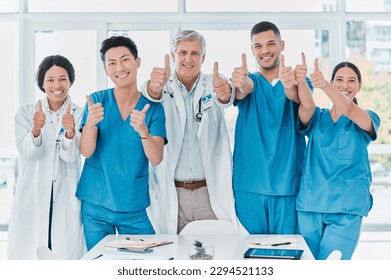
[143,73,248,235]
[7,97,85,259]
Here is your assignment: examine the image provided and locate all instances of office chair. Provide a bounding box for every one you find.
[36,245,59,260]
[179,220,237,235]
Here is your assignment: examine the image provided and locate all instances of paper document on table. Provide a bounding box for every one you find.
[105,239,174,250]
[94,254,174,260]
[245,237,298,246]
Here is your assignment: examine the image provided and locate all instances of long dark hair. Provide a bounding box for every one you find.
[331,61,361,105]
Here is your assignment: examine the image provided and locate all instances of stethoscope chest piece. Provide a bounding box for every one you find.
[195,112,202,122]
[195,99,202,122]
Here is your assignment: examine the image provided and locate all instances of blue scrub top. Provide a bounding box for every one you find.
[233,72,313,195]
[76,88,167,212]
[296,107,380,216]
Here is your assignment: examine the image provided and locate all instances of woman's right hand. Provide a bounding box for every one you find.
[32,99,46,137]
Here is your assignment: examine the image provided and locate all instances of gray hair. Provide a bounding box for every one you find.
[171,30,206,55]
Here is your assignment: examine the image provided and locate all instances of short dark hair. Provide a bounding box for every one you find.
[36,55,75,92]
[100,36,138,63]
[331,61,362,105]
[250,21,281,39]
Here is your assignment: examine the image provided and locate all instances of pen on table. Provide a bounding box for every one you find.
[92,254,103,260]
[126,237,144,241]
[271,242,291,247]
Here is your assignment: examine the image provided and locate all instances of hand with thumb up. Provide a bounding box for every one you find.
[62,103,76,139]
[148,54,171,99]
[32,99,46,137]
[130,104,150,139]
[85,95,104,127]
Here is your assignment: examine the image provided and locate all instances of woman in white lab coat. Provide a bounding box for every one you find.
[7,55,85,259]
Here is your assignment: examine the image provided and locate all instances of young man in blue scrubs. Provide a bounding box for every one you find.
[77,36,167,250]
[296,60,380,259]
[231,21,313,234]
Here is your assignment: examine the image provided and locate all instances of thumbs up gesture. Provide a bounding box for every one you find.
[148,54,171,96]
[86,95,104,127]
[232,53,249,90]
[130,104,150,139]
[213,62,231,103]
[309,58,326,89]
[294,52,308,83]
[32,99,46,137]
[62,103,76,139]
[279,54,297,89]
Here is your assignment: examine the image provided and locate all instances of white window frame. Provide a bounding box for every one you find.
[1,0,390,232]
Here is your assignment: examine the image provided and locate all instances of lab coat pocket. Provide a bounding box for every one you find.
[214,152,232,190]
[337,132,362,161]
[233,155,243,190]
[66,176,81,211]
[14,178,34,211]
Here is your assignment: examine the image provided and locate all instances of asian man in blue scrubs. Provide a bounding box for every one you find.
[77,36,167,250]
[231,21,313,234]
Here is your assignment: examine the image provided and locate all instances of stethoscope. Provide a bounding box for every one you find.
[195,99,202,122]
[164,88,203,123]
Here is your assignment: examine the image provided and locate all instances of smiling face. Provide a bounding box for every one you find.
[104,46,140,89]
[251,30,285,72]
[42,65,71,110]
[171,39,205,87]
[331,66,362,100]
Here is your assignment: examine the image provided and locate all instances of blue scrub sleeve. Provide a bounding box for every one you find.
[297,107,320,136]
[148,103,168,145]
[365,110,381,141]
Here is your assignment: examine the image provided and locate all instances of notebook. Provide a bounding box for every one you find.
[105,239,174,251]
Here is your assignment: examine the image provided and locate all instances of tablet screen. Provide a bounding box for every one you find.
[243,248,304,260]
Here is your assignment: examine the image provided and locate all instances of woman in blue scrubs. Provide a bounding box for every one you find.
[296,60,380,260]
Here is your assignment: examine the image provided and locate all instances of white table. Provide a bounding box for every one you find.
[81,234,314,260]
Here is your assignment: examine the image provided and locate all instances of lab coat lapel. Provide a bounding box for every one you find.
[170,80,187,136]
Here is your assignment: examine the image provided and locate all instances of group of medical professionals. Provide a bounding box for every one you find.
[6,20,380,260]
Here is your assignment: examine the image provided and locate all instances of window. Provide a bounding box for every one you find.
[0,0,18,12]
[1,0,391,235]
[346,20,391,228]
[0,22,17,229]
[28,0,177,12]
[186,0,336,12]
[346,0,391,12]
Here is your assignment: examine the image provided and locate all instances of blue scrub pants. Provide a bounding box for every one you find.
[234,190,298,234]
[297,211,362,260]
[81,201,155,250]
